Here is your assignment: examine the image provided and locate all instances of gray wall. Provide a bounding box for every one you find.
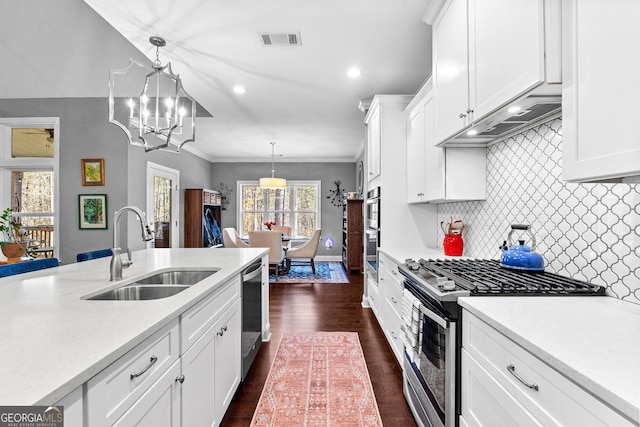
[0,98,127,264]
[211,162,357,257]
[0,98,212,264]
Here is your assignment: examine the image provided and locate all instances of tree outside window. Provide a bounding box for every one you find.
[238,181,320,238]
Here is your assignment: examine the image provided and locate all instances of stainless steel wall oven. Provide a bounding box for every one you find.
[365,187,380,281]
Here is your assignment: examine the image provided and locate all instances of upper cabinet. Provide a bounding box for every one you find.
[365,105,381,182]
[406,78,486,204]
[426,0,562,146]
[562,0,640,182]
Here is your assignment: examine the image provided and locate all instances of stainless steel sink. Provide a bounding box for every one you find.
[134,270,216,285]
[90,285,190,300]
[87,269,217,301]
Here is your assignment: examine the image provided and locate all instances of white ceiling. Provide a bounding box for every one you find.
[0,0,432,162]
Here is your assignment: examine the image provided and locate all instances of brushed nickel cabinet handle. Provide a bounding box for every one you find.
[507,364,539,391]
[130,356,158,379]
[175,375,185,384]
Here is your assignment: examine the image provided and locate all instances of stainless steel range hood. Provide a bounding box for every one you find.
[436,95,562,147]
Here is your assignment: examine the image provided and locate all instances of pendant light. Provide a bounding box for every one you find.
[108,36,197,153]
[259,142,286,189]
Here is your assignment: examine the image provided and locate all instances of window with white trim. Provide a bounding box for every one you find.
[237,180,320,238]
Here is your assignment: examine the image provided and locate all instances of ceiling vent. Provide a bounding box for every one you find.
[259,32,301,46]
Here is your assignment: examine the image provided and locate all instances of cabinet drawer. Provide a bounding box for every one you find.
[368,278,382,323]
[460,349,541,427]
[86,319,179,426]
[378,253,402,286]
[463,312,634,427]
[381,269,403,320]
[384,301,404,366]
[181,275,241,353]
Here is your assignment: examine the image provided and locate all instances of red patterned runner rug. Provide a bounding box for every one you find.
[250,331,383,426]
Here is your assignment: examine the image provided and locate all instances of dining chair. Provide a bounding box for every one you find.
[271,225,291,236]
[76,248,113,262]
[286,229,322,274]
[0,258,60,278]
[222,228,250,248]
[248,230,285,281]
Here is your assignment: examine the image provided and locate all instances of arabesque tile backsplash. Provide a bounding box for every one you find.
[438,118,640,305]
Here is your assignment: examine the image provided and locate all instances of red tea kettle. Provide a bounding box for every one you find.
[499,224,545,271]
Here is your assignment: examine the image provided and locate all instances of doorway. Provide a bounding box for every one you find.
[146,162,179,248]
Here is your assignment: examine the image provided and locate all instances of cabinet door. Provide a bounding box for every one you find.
[406,99,426,203]
[366,106,381,181]
[181,320,217,427]
[423,91,446,201]
[460,349,542,427]
[471,0,546,120]
[433,0,471,143]
[214,299,242,423]
[562,0,640,181]
[113,360,181,427]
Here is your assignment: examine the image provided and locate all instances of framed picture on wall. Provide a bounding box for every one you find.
[78,194,108,229]
[82,158,105,186]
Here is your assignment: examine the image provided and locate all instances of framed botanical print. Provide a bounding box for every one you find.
[78,194,108,229]
[82,158,105,186]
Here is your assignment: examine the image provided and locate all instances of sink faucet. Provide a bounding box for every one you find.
[110,206,154,281]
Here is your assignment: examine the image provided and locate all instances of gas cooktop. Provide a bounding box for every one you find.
[400,258,607,300]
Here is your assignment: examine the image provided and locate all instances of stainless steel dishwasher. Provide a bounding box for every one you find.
[241,259,262,380]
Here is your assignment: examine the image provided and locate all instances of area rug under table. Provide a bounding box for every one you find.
[250,331,383,427]
[270,261,349,284]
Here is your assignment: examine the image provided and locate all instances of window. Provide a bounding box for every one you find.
[238,181,320,238]
[1,119,59,258]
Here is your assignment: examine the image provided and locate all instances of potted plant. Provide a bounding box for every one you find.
[0,208,28,260]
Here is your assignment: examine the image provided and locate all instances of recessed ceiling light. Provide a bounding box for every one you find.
[347,68,361,78]
[508,105,522,114]
[233,85,246,94]
[467,129,478,136]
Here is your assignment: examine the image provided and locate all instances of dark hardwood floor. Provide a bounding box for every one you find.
[221,270,418,426]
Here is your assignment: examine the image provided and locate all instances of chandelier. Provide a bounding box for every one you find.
[108,36,196,152]
[259,142,287,189]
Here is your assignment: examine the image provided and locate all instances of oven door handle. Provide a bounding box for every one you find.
[419,304,449,328]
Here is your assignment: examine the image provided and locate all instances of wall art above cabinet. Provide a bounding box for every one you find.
[425,0,562,147]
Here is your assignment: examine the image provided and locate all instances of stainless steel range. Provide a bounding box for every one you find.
[398,258,606,427]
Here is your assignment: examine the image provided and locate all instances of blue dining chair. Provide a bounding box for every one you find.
[0,258,60,278]
[76,248,113,262]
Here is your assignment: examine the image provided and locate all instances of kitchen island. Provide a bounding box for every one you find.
[0,247,268,414]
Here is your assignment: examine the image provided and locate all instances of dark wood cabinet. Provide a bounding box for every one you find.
[184,189,222,248]
[342,199,363,273]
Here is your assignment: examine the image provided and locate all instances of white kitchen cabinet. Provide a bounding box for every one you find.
[86,319,180,427]
[213,299,242,420]
[56,386,83,427]
[377,253,405,366]
[461,310,635,427]
[562,0,640,182]
[406,81,429,203]
[427,0,561,145]
[181,298,241,427]
[406,78,486,203]
[113,360,181,427]
[365,104,381,182]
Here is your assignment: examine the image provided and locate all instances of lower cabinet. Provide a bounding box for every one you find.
[375,252,405,366]
[86,275,243,427]
[182,298,241,427]
[460,310,634,427]
[113,360,181,427]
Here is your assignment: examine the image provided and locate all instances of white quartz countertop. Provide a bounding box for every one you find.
[0,247,267,405]
[459,296,640,423]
